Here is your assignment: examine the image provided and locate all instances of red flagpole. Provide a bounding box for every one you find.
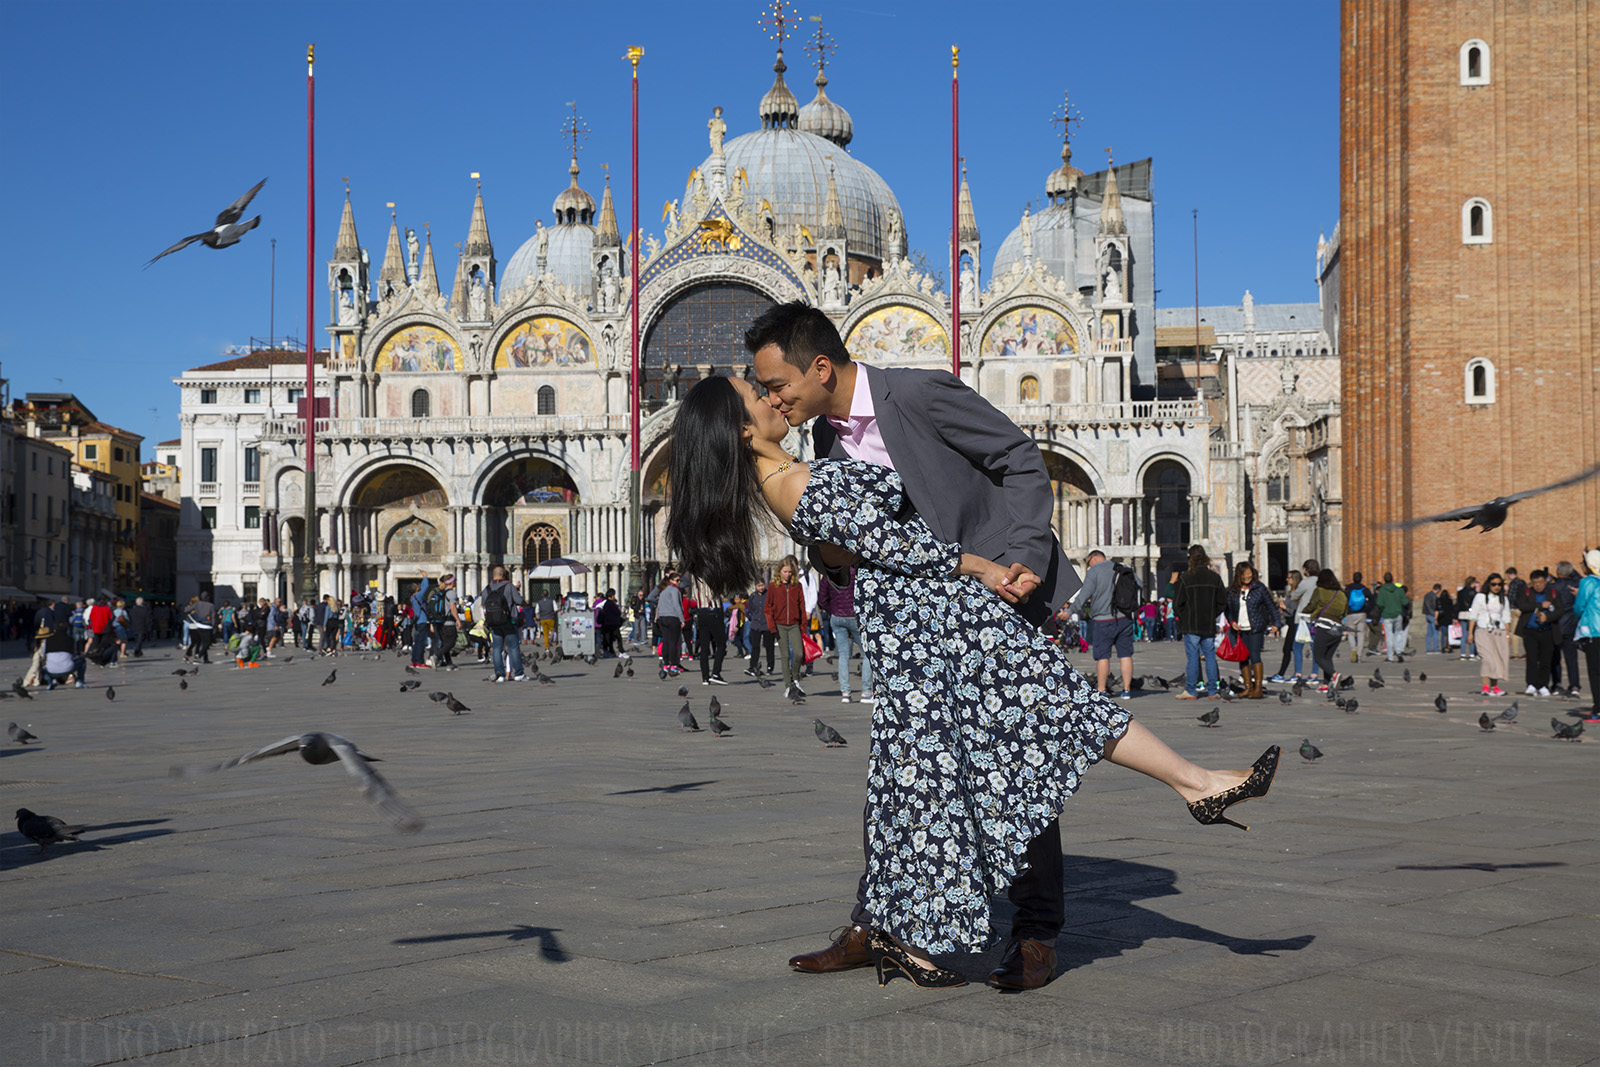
[950,46,961,380]
[627,46,644,596]
[302,43,318,608]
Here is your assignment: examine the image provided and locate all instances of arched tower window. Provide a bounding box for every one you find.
[410,389,430,418]
[537,385,556,415]
[1462,198,1493,244]
[1465,358,1496,405]
[1019,375,1040,403]
[1460,39,1490,85]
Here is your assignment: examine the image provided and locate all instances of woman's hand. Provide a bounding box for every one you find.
[958,555,1038,603]
[816,542,858,570]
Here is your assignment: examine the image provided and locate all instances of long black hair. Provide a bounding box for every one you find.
[664,377,766,597]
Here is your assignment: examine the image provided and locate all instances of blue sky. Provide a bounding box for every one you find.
[0,1,1337,454]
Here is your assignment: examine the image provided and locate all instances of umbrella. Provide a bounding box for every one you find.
[527,557,591,579]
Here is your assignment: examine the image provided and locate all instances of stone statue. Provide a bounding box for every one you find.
[599,263,621,313]
[886,206,903,253]
[338,288,358,325]
[960,260,976,298]
[534,220,549,262]
[822,260,844,305]
[708,106,726,157]
[405,228,420,281]
[469,278,487,320]
[1104,268,1122,302]
[1020,208,1033,259]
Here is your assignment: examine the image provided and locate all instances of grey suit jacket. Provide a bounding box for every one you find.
[810,363,1081,626]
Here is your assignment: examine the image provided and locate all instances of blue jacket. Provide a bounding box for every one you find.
[1576,574,1600,639]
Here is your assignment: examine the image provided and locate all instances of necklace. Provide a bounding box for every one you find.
[759,459,794,488]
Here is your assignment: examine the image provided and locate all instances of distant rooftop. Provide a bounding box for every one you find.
[186,349,330,373]
[1154,303,1322,335]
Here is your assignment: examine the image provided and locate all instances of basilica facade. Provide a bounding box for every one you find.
[176,36,1334,607]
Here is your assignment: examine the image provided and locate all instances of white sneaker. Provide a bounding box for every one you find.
[1525,685,1538,695]
[512,673,528,682]
[1538,687,1551,697]
[864,695,876,704]
[841,695,852,703]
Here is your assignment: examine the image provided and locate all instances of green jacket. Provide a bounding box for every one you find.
[1374,582,1408,620]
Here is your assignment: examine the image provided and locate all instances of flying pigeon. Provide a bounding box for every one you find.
[170,732,424,831]
[1496,702,1518,723]
[1384,461,1600,533]
[813,719,847,747]
[1478,713,1496,731]
[322,670,337,686]
[145,178,267,267]
[8,723,38,744]
[1299,739,1324,763]
[11,679,31,701]
[1344,698,1359,714]
[1434,694,1449,714]
[1196,707,1220,727]
[1551,718,1584,741]
[444,695,469,715]
[106,687,115,701]
[710,715,732,738]
[15,808,85,852]
[678,702,700,732]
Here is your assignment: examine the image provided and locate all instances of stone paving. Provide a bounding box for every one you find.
[1,636,1595,1066]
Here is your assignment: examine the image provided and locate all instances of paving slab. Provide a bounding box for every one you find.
[2,640,1595,1067]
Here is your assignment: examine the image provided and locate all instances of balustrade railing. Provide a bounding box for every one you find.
[260,413,630,440]
[1000,399,1207,426]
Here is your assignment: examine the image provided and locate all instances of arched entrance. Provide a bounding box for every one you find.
[348,464,449,598]
[480,456,580,589]
[641,282,774,412]
[1142,459,1192,591]
[1044,451,1097,554]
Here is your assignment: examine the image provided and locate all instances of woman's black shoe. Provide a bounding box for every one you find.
[868,929,967,988]
[1187,745,1280,830]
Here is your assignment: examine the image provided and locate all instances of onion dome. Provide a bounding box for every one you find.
[1045,141,1084,205]
[759,51,801,130]
[503,155,599,292]
[552,155,596,225]
[799,71,852,147]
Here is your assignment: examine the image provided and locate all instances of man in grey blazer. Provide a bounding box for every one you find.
[747,301,1082,991]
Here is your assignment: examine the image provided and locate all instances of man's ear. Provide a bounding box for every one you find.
[813,355,835,387]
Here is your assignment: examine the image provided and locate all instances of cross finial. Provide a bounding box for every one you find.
[341,176,350,196]
[759,0,798,50]
[805,15,835,77]
[1105,147,1114,167]
[561,102,588,161]
[1051,91,1084,144]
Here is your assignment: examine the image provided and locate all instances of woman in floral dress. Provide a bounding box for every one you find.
[666,377,1278,981]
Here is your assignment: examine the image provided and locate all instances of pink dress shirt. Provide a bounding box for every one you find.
[825,364,895,471]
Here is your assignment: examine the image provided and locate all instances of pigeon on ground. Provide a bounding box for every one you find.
[171,669,188,676]
[106,687,115,701]
[1344,698,1359,714]
[11,679,32,700]
[757,675,773,689]
[1497,702,1519,723]
[322,670,337,686]
[15,808,85,852]
[813,719,847,747]
[1383,462,1600,532]
[180,679,188,691]
[145,178,267,267]
[678,702,700,732]
[399,680,421,692]
[710,715,732,738]
[1434,694,1449,714]
[1551,718,1584,741]
[1292,679,1307,698]
[1418,672,1427,683]
[444,695,469,715]
[1478,713,1497,731]
[1403,669,1412,683]
[1373,669,1385,687]
[786,684,806,705]
[677,686,689,698]
[1133,674,1170,691]
[537,672,555,685]
[1368,678,1384,691]
[405,666,419,676]
[1339,676,1355,690]
[709,696,721,719]
[625,664,634,678]
[1299,739,1324,763]
[1334,694,1347,711]
[1278,691,1293,705]
[659,667,669,681]
[169,732,423,831]
[282,656,294,664]
[614,662,624,678]
[1197,708,1220,727]
[427,691,449,703]
[9,723,38,744]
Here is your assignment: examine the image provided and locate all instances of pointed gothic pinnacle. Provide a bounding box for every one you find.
[417,227,440,296]
[333,190,360,260]
[449,245,468,313]
[1098,154,1127,235]
[378,210,408,290]
[819,162,846,240]
[958,165,979,243]
[595,172,621,248]
[465,183,493,258]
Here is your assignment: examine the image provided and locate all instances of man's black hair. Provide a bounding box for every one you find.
[744,301,852,373]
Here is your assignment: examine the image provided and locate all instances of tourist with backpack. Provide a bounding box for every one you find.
[1343,572,1372,664]
[1067,549,1142,699]
[480,566,527,682]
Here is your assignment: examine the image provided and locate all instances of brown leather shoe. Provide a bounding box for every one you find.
[788,925,873,973]
[986,938,1057,990]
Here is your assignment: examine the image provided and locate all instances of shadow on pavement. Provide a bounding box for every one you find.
[394,924,570,961]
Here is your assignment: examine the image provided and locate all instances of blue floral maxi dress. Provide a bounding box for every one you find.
[790,460,1132,954]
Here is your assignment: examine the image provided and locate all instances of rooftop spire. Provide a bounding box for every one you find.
[553,104,596,224]
[1098,149,1127,234]
[819,162,847,240]
[378,206,408,292]
[757,0,800,129]
[333,186,361,260]
[464,176,493,257]
[449,242,468,311]
[416,226,440,296]
[798,15,852,146]
[958,164,980,243]
[1046,91,1084,205]
[595,167,621,248]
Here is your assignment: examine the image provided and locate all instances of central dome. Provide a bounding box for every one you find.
[712,129,899,263]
